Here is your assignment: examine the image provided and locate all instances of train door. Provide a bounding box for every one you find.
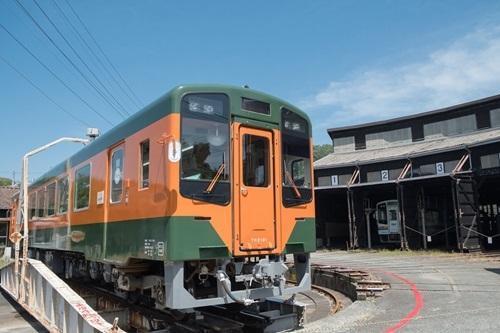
[236,126,276,251]
[104,143,126,255]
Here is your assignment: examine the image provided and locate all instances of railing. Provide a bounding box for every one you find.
[0,254,124,333]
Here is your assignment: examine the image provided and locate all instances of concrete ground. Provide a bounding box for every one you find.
[0,290,47,333]
[304,250,500,333]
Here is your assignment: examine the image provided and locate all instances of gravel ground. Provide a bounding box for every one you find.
[303,251,500,333]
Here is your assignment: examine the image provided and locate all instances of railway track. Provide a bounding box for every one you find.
[310,284,341,314]
[70,281,244,332]
[284,279,341,325]
[70,279,315,332]
[310,264,390,300]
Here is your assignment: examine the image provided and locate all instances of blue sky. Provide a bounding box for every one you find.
[1,0,500,181]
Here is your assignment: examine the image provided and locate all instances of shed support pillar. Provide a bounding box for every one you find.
[363,198,372,249]
[419,186,428,250]
[397,183,409,250]
[346,189,358,249]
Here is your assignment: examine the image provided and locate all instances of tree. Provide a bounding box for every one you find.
[0,177,13,186]
[313,144,334,161]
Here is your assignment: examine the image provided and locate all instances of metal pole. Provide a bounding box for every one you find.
[16,137,90,303]
[20,156,29,302]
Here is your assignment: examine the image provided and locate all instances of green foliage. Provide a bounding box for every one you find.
[0,177,12,186]
[313,144,334,161]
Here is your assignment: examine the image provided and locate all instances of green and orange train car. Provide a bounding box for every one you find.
[20,84,315,309]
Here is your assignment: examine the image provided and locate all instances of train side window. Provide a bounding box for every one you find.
[29,192,36,219]
[110,148,124,203]
[57,176,69,214]
[139,140,150,189]
[74,164,91,210]
[37,188,46,218]
[47,182,56,216]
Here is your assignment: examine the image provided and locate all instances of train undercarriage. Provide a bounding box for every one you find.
[30,248,311,310]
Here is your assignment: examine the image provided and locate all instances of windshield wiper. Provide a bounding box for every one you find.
[285,170,302,199]
[205,163,225,193]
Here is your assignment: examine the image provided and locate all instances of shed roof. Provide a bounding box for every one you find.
[314,127,500,169]
[0,186,18,209]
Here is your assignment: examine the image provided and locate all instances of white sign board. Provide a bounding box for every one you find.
[427,236,432,243]
[436,162,445,175]
[96,191,104,205]
[381,170,389,181]
[168,140,181,162]
[488,237,493,245]
[331,175,339,186]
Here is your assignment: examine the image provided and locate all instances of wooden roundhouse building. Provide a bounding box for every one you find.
[315,94,500,252]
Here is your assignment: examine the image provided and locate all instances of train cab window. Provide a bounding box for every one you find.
[110,148,124,203]
[140,140,150,189]
[74,164,91,210]
[180,93,230,205]
[36,188,46,218]
[29,192,36,219]
[377,203,388,225]
[57,176,69,214]
[47,182,56,216]
[243,134,269,187]
[281,108,312,206]
[291,159,306,186]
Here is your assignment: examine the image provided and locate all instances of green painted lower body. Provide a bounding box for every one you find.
[30,216,316,264]
[285,218,316,254]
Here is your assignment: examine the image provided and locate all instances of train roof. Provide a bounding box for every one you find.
[30,84,310,188]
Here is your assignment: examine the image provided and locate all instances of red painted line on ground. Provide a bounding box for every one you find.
[383,271,424,333]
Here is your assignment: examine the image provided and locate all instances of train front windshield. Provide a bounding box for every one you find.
[281,108,312,206]
[180,93,231,204]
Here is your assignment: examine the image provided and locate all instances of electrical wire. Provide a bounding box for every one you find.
[2,0,123,120]
[0,22,114,126]
[32,0,131,117]
[14,0,126,119]
[64,0,144,107]
[0,54,92,127]
[52,0,141,111]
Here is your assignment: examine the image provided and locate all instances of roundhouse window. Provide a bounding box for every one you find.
[74,164,91,210]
